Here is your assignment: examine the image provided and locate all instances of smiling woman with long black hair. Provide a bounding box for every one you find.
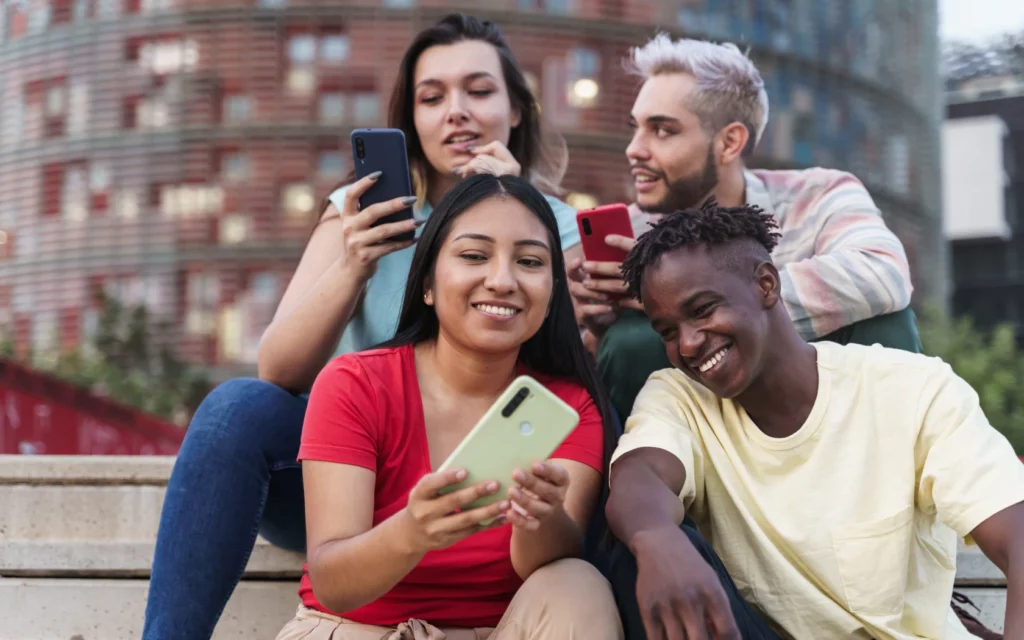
[276,174,622,639]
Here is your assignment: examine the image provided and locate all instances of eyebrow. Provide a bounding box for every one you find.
[452,232,550,251]
[416,71,499,90]
[629,114,683,127]
[681,289,718,308]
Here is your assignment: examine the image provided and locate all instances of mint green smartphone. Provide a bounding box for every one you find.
[436,375,581,510]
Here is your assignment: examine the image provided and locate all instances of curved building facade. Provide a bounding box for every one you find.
[0,0,943,375]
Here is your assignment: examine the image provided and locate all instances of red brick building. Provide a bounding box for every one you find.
[0,0,944,378]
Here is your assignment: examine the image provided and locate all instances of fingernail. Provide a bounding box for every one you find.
[367,170,382,180]
[401,195,418,205]
[455,470,467,480]
[466,145,477,151]
[498,501,510,511]
[534,462,545,472]
[413,219,426,226]
[487,481,499,492]
[510,488,521,499]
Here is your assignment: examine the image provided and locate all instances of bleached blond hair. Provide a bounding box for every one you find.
[627,33,769,155]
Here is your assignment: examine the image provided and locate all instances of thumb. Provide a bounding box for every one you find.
[605,234,636,252]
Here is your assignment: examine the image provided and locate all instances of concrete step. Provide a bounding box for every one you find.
[0,455,304,578]
[0,577,298,640]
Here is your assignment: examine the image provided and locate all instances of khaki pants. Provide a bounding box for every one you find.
[276,558,623,640]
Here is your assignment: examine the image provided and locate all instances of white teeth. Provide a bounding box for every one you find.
[475,304,518,317]
[448,135,476,143]
[635,175,657,183]
[697,347,729,373]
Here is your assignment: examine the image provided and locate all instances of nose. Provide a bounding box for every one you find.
[484,257,517,294]
[626,130,649,162]
[446,91,469,124]
[676,323,705,362]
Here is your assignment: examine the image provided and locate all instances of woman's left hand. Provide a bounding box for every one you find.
[505,461,570,531]
[454,141,522,179]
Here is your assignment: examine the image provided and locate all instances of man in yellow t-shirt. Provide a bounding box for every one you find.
[603,200,1024,640]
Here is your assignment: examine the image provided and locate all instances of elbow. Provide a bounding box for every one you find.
[256,337,313,393]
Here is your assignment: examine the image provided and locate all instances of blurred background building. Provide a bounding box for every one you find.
[0,0,944,380]
[942,33,1024,340]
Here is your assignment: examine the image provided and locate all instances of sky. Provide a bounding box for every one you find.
[940,0,1024,42]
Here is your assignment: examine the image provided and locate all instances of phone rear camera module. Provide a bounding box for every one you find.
[519,421,534,435]
[581,217,592,236]
[355,138,366,159]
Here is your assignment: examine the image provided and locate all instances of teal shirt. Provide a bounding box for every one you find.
[330,186,580,357]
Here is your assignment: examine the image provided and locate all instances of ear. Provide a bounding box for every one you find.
[717,122,750,166]
[753,261,781,309]
[510,103,522,129]
[423,278,434,306]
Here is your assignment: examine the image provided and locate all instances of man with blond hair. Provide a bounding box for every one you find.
[568,34,920,420]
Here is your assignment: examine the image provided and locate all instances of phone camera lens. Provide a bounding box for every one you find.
[581,218,592,236]
[517,388,529,398]
[355,138,365,160]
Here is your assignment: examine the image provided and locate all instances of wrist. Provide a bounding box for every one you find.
[388,508,428,559]
[628,524,685,557]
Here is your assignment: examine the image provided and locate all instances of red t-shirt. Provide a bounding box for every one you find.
[296,344,605,628]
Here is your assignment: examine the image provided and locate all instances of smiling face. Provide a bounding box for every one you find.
[425,195,553,356]
[626,73,720,213]
[412,40,521,179]
[640,241,779,399]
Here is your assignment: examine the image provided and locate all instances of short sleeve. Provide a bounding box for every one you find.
[326,185,349,213]
[915,361,1024,537]
[611,371,703,508]
[551,388,605,472]
[299,355,380,471]
[545,195,581,250]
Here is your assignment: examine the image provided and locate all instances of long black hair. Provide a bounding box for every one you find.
[379,173,616,541]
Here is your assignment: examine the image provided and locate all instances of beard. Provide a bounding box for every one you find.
[637,145,719,214]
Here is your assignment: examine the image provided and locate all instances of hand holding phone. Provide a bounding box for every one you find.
[571,204,636,303]
[400,468,511,553]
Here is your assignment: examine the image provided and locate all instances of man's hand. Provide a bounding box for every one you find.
[633,526,741,640]
[568,234,641,336]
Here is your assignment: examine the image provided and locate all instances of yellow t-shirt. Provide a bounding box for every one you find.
[612,341,1024,640]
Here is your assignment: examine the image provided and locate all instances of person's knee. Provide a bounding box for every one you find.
[519,559,623,636]
[183,377,300,452]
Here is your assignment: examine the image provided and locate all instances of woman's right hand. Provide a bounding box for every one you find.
[339,171,422,281]
[401,468,510,553]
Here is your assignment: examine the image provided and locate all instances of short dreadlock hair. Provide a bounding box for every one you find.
[621,198,781,301]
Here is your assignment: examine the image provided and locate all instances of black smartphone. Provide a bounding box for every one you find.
[351,128,415,243]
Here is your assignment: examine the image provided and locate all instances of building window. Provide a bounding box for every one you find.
[223,94,252,123]
[115,188,142,220]
[384,0,416,6]
[320,35,350,62]
[138,39,199,75]
[318,92,345,123]
[318,151,345,179]
[219,214,250,245]
[288,34,318,64]
[0,230,12,260]
[186,273,219,336]
[352,93,380,124]
[62,165,89,222]
[566,48,600,108]
[282,183,316,218]
[136,96,170,129]
[221,152,250,181]
[287,68,316,97]
[160,184,224,218]
[259,0,287,6]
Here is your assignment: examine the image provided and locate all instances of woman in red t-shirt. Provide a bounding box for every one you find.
[275,174,623,640]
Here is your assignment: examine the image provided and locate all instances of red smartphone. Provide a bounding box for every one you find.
[576,204,634,263]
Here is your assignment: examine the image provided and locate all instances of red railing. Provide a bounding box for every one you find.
[0,359,184,456]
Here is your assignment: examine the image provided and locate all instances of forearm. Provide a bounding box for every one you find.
[257,261,366,392]
[308,510,425,614]
[606,457,686,552]
[1004,541,1024,637]
[510,507,583,579]
[779,247,912,340]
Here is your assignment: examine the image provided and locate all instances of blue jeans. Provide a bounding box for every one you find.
[142,378,308,640]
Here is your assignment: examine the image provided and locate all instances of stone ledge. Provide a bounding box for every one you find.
[0,539,304,579]
[0,577,299,639]
[0,455,174,486]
